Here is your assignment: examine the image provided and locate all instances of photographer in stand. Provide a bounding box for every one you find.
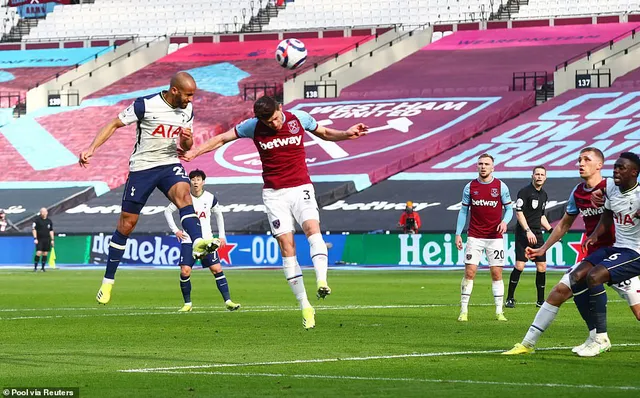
[398,201,421,234]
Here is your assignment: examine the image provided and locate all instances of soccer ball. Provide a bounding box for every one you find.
[275,38,308,70]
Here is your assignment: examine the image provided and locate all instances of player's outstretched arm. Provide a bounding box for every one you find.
[311,123,368,142]
[180,129,238,162]
[536,212,576,254]
[79,118,125,168]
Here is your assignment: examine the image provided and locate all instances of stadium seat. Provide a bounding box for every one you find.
[263,0,498,30]
[25,0,259,40]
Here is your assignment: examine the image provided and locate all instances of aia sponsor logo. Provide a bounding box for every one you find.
[151,124,183,138]
[614,212,637,226]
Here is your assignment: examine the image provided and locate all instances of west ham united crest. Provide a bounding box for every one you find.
[272,219,281,229]
[287,120,300,134]
[491,188,499,198]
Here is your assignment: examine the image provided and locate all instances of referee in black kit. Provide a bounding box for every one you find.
[32,207,54,272]
[506,166,552,308]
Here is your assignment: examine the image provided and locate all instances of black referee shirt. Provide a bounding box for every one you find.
[32,217,53,240]
[515,183,547,234]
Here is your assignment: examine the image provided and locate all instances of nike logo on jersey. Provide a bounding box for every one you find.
[258,135,302,150]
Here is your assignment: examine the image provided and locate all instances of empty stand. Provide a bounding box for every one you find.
[613,66,640,88]
[402,87,638,179]
[341,24,639,97]
[0,37,367,192]
[26,0,262,41]
[264,0,498,31]
[518,0,639,18]
[0,46,111,111]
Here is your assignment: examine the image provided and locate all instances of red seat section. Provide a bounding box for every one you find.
[0,37,370,190]
[342,23,640,98]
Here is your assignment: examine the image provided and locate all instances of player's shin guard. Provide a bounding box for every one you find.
[308,233,328,283]
[180,275,192,304]
[523,302,559,347]
[178,205,203,241]
[536,271,546,303]
[492,280,505,313]
[507,268,522,300]
[573,292,596,332]
[104,230,128,280]
[589,284,608,335]
[34,254,40,269]
[41,255,47,269]
[214,272,231,302]
[283,256,310,309]
[460,278,473,313]
[571,279,596,332]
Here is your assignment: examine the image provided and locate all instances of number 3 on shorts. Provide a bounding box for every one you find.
[303,190,311,200]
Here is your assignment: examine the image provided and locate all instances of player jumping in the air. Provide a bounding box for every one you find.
[79,72,219,304]
[164,169,241,312]
[504,149,640,356]
[181,96,367,329]
[455,153,513,322]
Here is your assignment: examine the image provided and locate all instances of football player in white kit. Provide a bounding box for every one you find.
[573,152,640,356]
[164,169,241,312]
[78,72,219,304]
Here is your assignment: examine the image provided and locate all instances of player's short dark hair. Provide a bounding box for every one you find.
[532,165,546,174]
[580,147,605,162]
[254,96,279,120]
[619,152,640,171]
[478,153,494,163]
[188,169,206,180]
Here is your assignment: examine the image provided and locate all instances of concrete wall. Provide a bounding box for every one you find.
[26,38,169,113]
[284,27,432,104]
[554,29,640,95]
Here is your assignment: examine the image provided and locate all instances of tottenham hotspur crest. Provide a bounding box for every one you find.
[287,120,300,134]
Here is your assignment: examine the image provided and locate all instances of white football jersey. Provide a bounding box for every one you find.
[164,191,225,244]
[605,178,640,253]
[118,92,194,172]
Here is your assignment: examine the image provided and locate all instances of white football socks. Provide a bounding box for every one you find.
[283,256,311,309]
[461,278,474,313]
[523,302,559,348]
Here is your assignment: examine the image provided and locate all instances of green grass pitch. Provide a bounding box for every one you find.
[1,269,639,397]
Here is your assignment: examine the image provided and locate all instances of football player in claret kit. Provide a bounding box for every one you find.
[504,149,640,357]
[571,152,640,356]
[164,169,241,312]
[78,72,219,305]
[181,95,368,329]
[455,153,513,322]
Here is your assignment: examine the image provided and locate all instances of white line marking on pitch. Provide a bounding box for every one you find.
[119,343,640,373]
[133,370,640,391]
[0,300,626,314]
[0,301,629,321]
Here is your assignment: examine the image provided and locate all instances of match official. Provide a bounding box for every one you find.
[32,207,54,272]
[506,166,552,308]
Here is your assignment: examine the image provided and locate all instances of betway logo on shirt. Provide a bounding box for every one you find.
[579,207,604,217]
[471,199,499,207]
[259,135,302,150]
